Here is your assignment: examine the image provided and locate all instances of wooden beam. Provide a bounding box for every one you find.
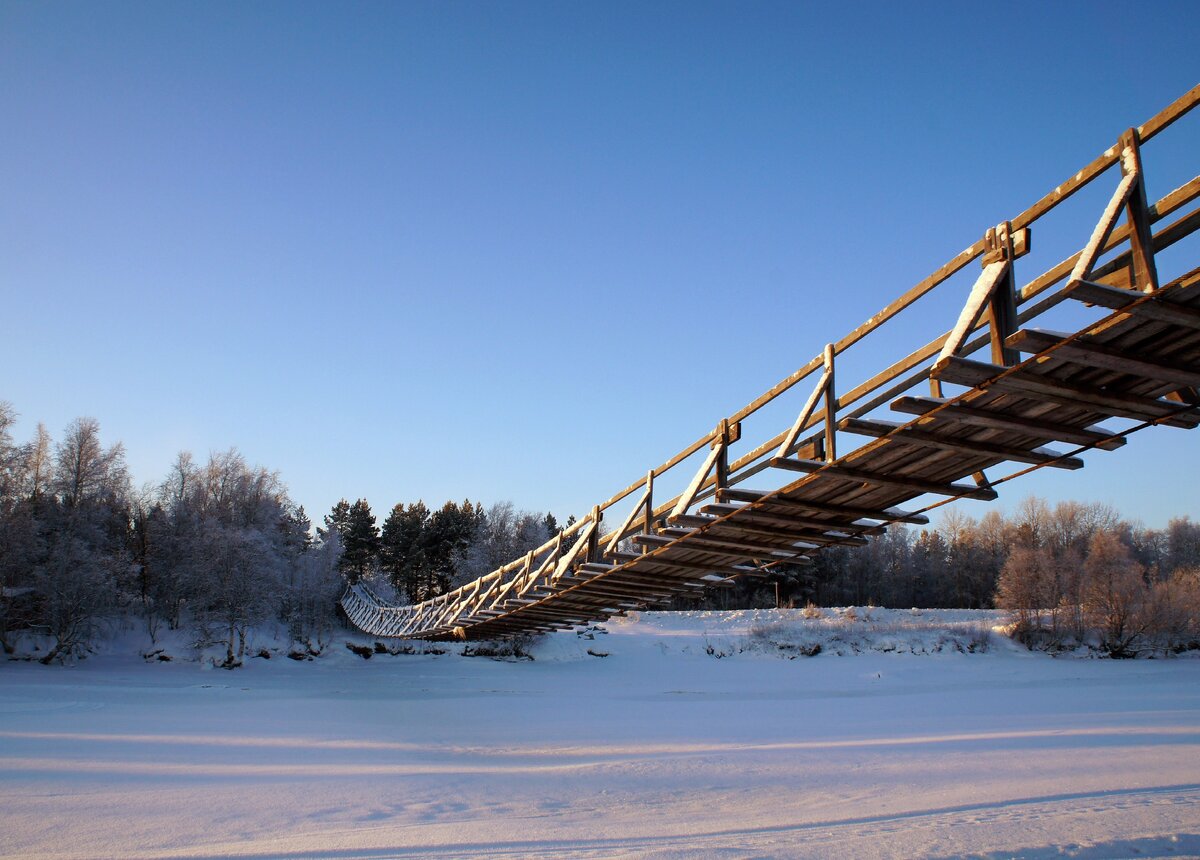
[605,481,652,553]
[935,356,1200,429]
[698,502,887,533]
[670,442,723,521]
[670,512,858,538]
[769,457,999,500]
[891,395,1128,450]
[1068,169,1138,284]
[668,517,864,549]
[1118,129,1159,293]
[715,488,930,523]
[934,259,1010,376]
[823,343,838,462]
[988,240,1021,367]
[1008,328,1200,388]
[1066,279,1200,331]
[838,416,1085,469]
[706,520,871,548]
[775,365,830,459]
[633,531,813,559]
[622,554,761,578]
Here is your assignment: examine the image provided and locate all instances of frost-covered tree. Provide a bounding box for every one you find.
[995,544,1055,640]
[453,502,549,589]
[54,418,128,511]
[20,417,134,662]
[1082,531,1148,657]
[190,521,280,667]
[285,528,343,649]
[1165,517,1200,577]
[145,448,311,661]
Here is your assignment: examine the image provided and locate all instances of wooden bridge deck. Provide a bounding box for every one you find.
[343,85,1200,641]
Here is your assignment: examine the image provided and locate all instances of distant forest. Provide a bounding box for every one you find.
[2,403,1198,663]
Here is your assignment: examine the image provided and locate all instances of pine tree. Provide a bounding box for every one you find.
[425,500,481,597]
[340,499,379,584]
[279,505,312,558]
[323,499,351,540]
[380,501,429,600]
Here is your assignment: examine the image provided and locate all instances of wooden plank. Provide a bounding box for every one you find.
[698,502,886,533]
[1066,280,1200,331]
[769,457,1000,500]
[935,356,1200,428]
[715,488,930,523]
[634,529,815,556]
[691,515,868,544]
[671,512,862,539]
[620,553,760,577]
[653,529,816,558]
[891,395,1128,450]
[709,520,871,548]
[1008,329,1200,388]
[839,416,1084,469]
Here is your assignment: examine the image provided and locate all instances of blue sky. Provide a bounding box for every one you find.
[2,1,1198,528]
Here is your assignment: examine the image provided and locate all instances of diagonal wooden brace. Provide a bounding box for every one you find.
[604,471,655,556]
[776,343,836,462]
[669,420,740,522]
[931,221,1026,396]
[1118,128,1159,293]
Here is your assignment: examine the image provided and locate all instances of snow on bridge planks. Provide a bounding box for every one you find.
[342,85,1200,641]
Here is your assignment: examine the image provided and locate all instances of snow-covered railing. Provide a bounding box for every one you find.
[340,583,416,638]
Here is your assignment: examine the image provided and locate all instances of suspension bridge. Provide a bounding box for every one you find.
[343,85,1200,641]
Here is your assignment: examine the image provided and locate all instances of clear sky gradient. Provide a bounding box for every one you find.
[2,1,1198,528]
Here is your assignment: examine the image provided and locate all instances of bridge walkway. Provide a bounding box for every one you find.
[342,85,1200,641]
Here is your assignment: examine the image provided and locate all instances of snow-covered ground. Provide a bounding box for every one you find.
[3,609,1200,859]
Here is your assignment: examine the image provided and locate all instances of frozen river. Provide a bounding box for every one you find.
[2,610,1199,859]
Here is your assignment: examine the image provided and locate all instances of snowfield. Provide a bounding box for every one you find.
[3,609,1200,859]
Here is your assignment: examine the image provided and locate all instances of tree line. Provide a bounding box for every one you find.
[2,400,1197,662]
[765,497,1199,655]
[0,403,341,665]
[0,403,570,664]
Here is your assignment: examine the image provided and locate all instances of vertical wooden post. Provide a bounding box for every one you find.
[1119,128,1159,293]
[714,419,730,491]
[987,222,1020,367]
[643,469,655,551]
[551,529,563,571]
[586,505,601,563]
[822,343,837,462]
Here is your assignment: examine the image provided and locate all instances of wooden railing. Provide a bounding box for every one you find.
[344,83,1200,639]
